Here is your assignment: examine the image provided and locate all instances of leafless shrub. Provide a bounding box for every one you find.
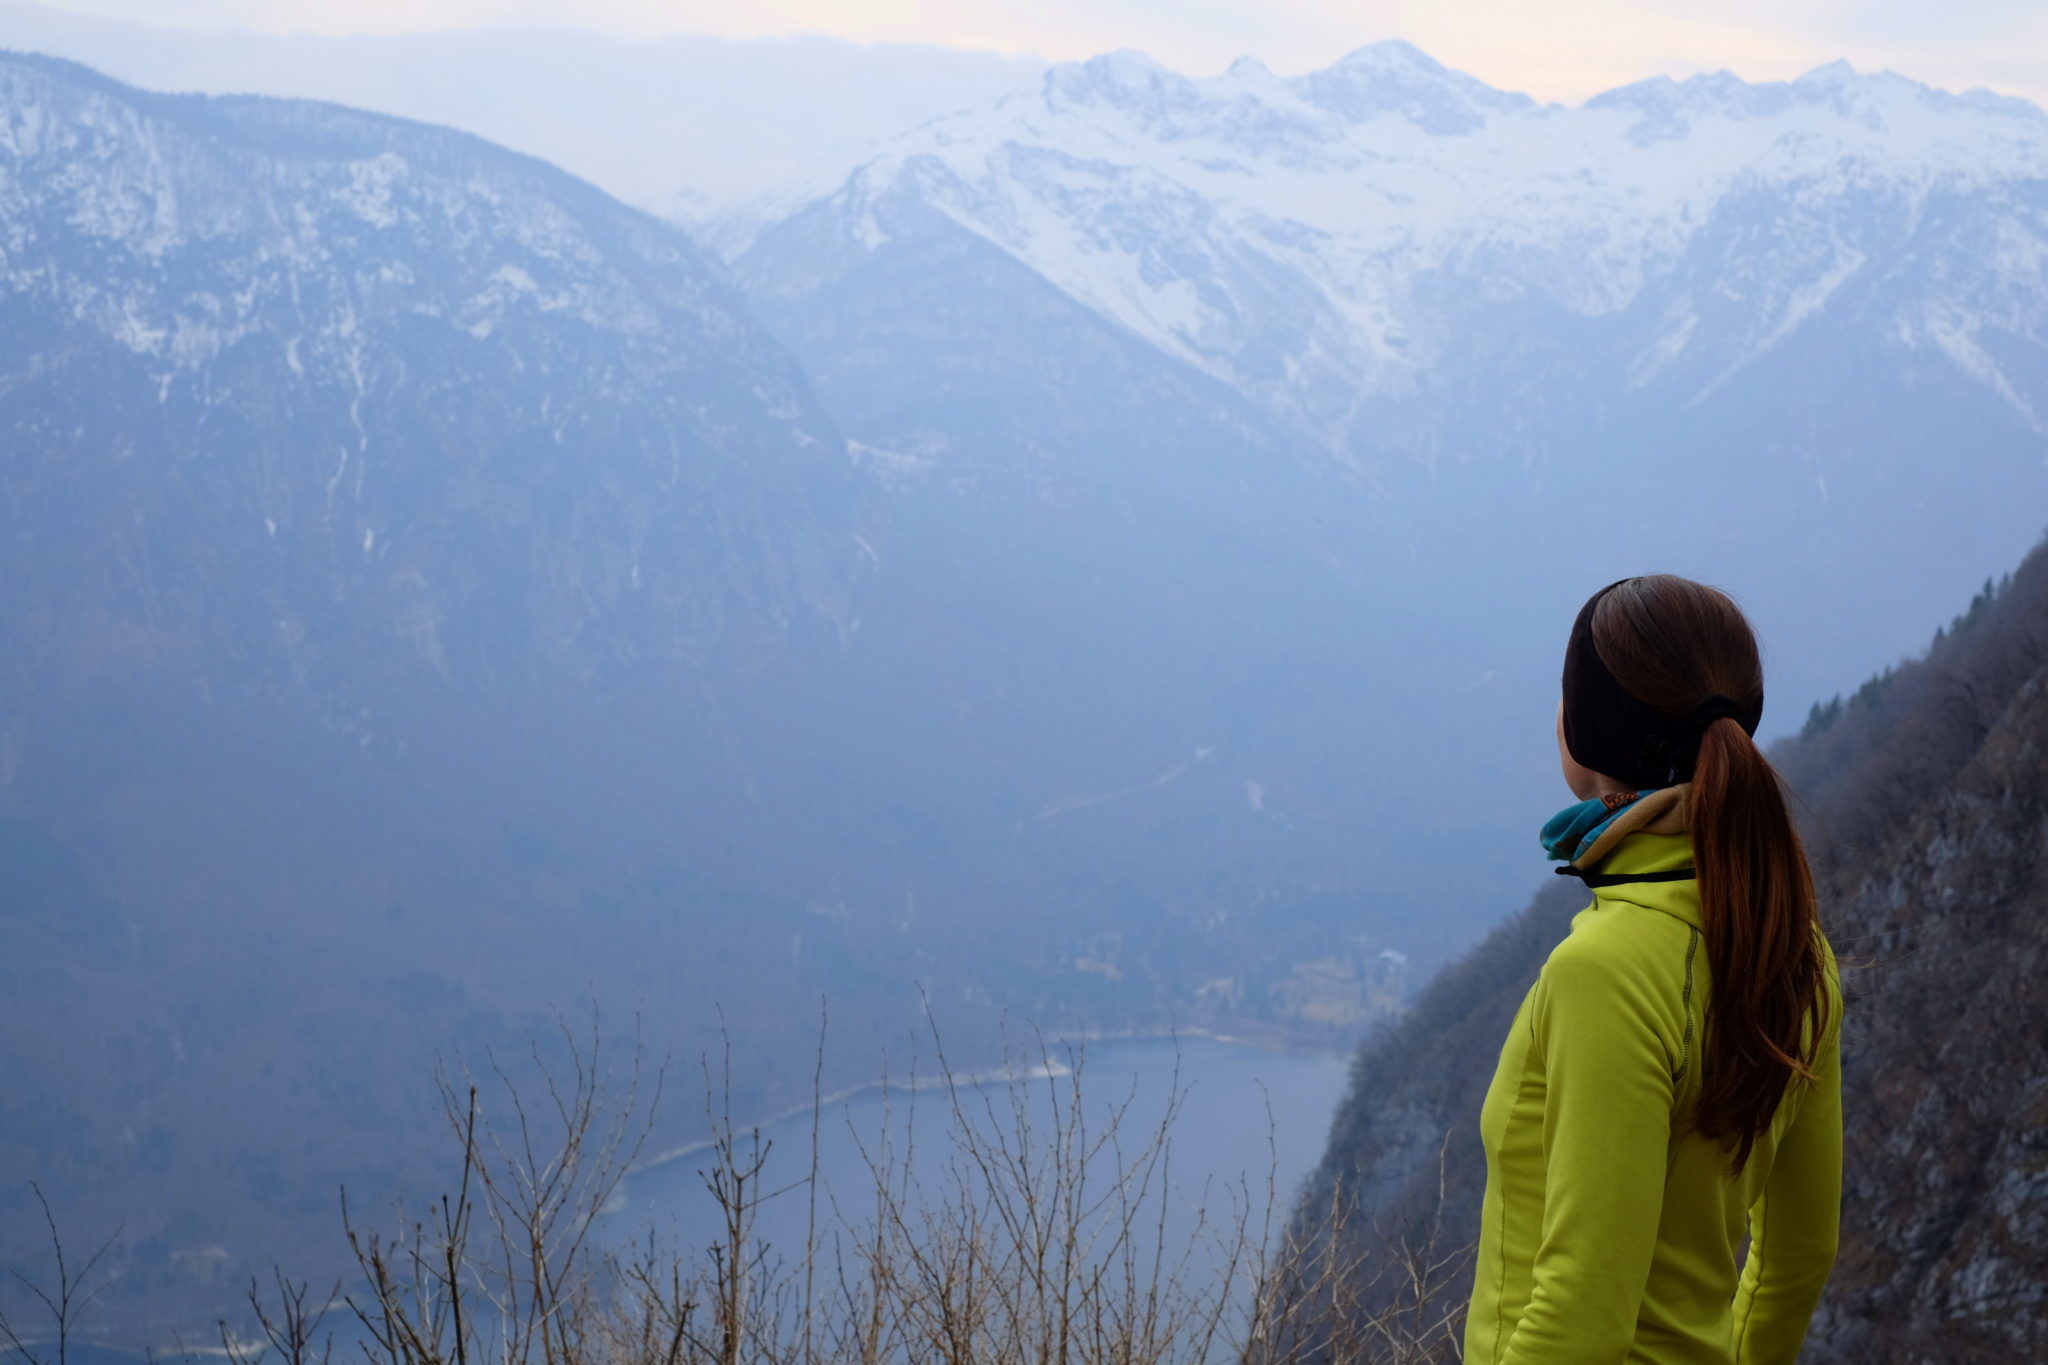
[1243,1136,1469,1365]
[0,1184,120,1365]
[218,1271,339,1365]
[336,1011,663,1365]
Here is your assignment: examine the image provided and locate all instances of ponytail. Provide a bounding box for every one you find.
[1589,575,1830,1168]
[1690,715,1829,1167]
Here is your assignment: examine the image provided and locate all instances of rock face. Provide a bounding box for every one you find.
[1298,556,2048,1359]
[1791,582,2048,1358]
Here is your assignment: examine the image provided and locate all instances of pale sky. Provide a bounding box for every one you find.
[22,0,2048,107]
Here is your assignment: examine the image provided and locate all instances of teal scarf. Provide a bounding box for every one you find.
[1541,789,1657,863]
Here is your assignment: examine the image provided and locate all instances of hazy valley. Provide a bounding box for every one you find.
[0,21,2044,1348]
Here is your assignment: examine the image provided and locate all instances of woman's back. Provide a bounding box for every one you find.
[1466,574,1842,1361]
[1465,790,1843,1365]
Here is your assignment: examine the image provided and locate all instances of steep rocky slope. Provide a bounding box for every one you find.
[1298,554,2048,1359]
[1789,590,2048,1357]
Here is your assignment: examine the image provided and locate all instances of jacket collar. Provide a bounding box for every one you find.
[1569,784,1702,929]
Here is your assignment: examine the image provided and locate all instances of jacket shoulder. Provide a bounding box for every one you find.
[1548,900,1697,979]
[1536,906,1699,1063]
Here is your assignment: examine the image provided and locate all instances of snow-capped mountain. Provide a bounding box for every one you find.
[0,52,858,701]
[733,41,2048,450]
[734,42,2048,749]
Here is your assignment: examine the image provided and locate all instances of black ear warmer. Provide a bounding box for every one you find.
[1560,579,1763,789]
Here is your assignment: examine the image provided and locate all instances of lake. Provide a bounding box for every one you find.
[603,1033,1353,1344]
[40,1036,1349,1365]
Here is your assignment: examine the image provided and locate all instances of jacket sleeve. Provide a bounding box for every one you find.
[1732,1010,1843,1364]
[1502,941,1675,1365]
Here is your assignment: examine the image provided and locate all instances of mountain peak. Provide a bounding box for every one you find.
[1088,47,1171,80]
[1584,68,1797,139]
[1778,59,2042,128]
[1795,57,1859,87]
[1329,39,1444,73]
[1292,39,1534,134]
[1042,48,1191,115]
[1578,60,2047,141]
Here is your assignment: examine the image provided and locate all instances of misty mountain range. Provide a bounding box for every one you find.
[0,26,2044,1338]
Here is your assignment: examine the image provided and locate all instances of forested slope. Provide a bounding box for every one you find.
[1298,546,2048,1360]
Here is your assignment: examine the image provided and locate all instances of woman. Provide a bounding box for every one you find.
[1464,575,1843,1365]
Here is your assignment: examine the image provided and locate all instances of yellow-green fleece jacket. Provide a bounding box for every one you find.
[1465,785,1844,1365]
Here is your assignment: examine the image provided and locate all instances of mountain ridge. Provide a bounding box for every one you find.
[0,1,1049,221]
[727,42,2048,455]
[0,47,862,704]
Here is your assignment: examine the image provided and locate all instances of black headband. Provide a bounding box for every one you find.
[1560,579,1763,789]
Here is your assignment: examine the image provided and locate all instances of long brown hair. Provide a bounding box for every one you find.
[1592,575,1830,1167]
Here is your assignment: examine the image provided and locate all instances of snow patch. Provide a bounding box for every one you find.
[342,153,408,229]
[1916,309,2044,431]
